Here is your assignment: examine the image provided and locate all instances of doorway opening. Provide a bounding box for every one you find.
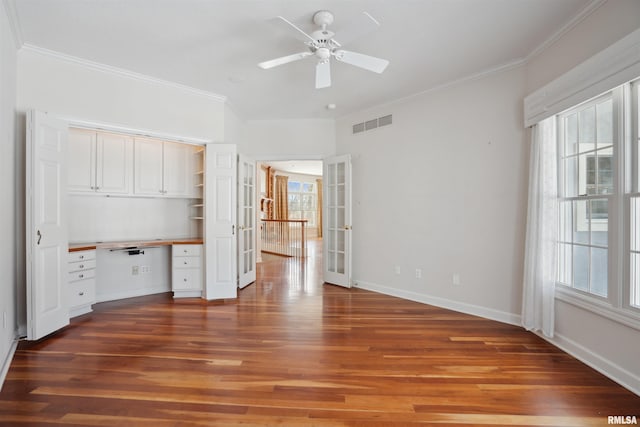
[256,160,323,269]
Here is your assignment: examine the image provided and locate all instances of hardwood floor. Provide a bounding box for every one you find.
[1,240,638,426]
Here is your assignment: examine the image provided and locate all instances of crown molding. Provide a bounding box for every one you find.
[20,43,227,103]
[525,0,607,62]
[2,0,24,49]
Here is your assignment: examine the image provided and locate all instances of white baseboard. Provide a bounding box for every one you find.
[96,286,170,303]
[353,280,521,326]
[0,338,18,392]
[541,331,640,396]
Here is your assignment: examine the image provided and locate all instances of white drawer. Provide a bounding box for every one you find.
[172,268,202,291]
[68,250,96,263]
[68,259,97,273]
[173,256,201,269]
[68,268,96,283]
[68,279,96,309]
[173,244,201,257]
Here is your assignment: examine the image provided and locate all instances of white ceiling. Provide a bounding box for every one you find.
[10,0,593,120]
[263,160,323,177]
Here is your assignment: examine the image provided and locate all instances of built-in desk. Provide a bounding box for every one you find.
[67,238,204,315]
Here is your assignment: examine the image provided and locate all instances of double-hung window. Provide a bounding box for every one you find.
[557,79,640,321]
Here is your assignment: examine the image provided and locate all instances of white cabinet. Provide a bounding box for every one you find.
[68,250,97,317]
[68,128,133,195]
[172,244,202,298]
[134,138,196,197]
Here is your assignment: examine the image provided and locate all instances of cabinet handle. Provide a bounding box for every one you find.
[79,264,84,269]
[79,255,84,260]
[184,261,188,265]
[36,230,42,245]
[183,250,188,253]
[79,274,84,279]
[79,291,84,296]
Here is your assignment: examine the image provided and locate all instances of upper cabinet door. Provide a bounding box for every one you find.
[134,137,164,196]
[96,132,133,194]
[67,128,96,192]
[163,141,194,197]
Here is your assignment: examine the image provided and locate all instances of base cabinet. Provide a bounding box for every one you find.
[172,244,202,298]
[68,250,97,317]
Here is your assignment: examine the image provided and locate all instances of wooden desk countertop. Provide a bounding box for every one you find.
[68,238,204,253]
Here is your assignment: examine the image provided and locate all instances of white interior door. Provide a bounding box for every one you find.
[26,110,70,340]
[238,155,257,289]
[323,154,352,288]
[204,144,238,300]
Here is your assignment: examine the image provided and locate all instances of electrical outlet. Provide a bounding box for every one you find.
[394,265,401,275]
[415,268,422,279]
[452,273,461,285]
[132,266,139,275]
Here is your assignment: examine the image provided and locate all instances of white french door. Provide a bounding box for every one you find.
[238,155,257,289]
[323,154,352,288]
[204,144,238,300]
[26,110,70,340]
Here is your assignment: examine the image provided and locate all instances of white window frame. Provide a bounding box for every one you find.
[555,82,640,330]
[287,178,318,227]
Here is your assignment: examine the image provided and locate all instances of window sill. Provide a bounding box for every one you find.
[555,286,640,331]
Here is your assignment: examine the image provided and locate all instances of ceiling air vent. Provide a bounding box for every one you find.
[365,119,378,130]
[352,114,392,135]
[378,114,392,127]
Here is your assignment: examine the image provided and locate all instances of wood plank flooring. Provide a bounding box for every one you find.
[1,241,639,426]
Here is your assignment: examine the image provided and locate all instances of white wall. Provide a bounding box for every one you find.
[524,0,640,394]
[242,119,335,159]
[0,0,18,387]
[336,66,528,325]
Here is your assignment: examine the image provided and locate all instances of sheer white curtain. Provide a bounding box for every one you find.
[522,117,558,338]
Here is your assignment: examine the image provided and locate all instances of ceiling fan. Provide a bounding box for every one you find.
[258,10,389,89]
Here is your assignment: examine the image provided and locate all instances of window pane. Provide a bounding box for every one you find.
[597,147,613,194]
[288,181,301,192]
[590,199,608,246]
[558,243,572,285]
[564,157,577,197]
[559,201,572,243]
[577,153,589,196]
[596,98,613,147]
[565,113,578,155]
[302,194,314,210]
[632,253,640,308]
[573,245,589,291]
[632,197,640,252]
[590,247,608,297]
[573,200,589,245]
[579,105,596,151]
[302,183,314,192]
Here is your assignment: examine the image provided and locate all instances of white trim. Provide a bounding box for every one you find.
[353,280,522,327]
[540,330,640,396]
[0,338,18,391]
[61,117,212,145]
[19,44,227,103]
[556,287,640,331]
[524,28,640,127]
[524,0,607,62]
[1,0,24,49]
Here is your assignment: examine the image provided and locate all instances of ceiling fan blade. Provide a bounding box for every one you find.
[316,60,331,89]
[331,12,380,46]
[334,50,389,74]
[269,16,316,44]
[258,52,313,69]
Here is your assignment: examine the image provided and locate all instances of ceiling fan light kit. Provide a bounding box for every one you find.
[258,10,389,89]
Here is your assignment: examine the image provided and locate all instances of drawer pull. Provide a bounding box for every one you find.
[184,261,188,265]
[184,278,187,282]
[79,291,84,296]
[183,250,188,253]
[79,264,84,268]
[79,274,84,279]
